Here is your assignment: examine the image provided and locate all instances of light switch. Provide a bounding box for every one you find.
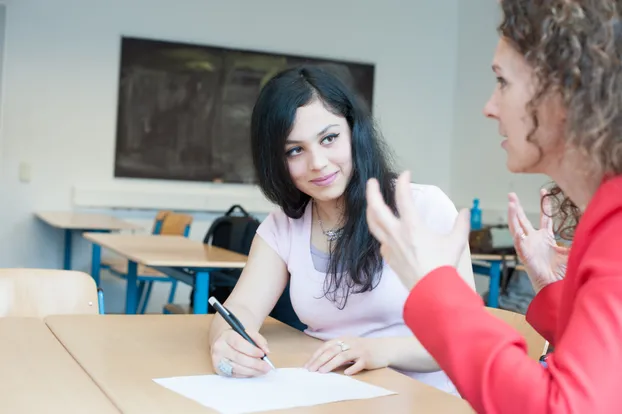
[18,162,31,183]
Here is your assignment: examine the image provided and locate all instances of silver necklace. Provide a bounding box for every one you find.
[315,202,344,242]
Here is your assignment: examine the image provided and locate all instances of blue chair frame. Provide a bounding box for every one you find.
[98,287,105,314]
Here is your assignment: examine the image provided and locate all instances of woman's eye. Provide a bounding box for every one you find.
[286,146,302,157]
[321,133,340,145]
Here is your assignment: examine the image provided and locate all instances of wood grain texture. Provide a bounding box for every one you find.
[45,315,474,414]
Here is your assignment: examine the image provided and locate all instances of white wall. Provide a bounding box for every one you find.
[0,0,460,312]
[451,0,549,224]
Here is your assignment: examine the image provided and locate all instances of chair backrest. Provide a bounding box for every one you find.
[159,212,193,236]
[486,307,548,361]
[152,210,172,234]
[0,269,100,318]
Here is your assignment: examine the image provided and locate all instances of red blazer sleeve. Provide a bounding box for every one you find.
[525,280,564,346]
[404,266,622,413]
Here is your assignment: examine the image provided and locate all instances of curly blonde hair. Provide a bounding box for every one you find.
[499,0,622,239]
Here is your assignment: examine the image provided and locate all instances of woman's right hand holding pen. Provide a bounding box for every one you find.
[210,329,273,378]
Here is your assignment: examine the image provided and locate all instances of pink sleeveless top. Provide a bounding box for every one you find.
[256,183,461,395]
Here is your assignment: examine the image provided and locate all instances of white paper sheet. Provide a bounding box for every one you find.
[153,367,397,414]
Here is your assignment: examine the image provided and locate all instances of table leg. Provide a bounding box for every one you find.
[87,229,109,285]
[126,261,138,314]
[63,229,72,270]
[488,261,501,308]
[193,271,210,314]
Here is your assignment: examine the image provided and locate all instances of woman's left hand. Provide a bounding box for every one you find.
[366,171,471,290]
[304,337,390,376]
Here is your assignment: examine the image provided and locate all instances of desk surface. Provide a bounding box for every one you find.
[84,233,247,268]
[0,318,119,414]
[45,315,473,414]
[36,211,141,231]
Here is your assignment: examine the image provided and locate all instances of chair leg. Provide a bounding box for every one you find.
[139,282,154,314]
[135,281,145,314]
[97,288,105,315]
[137,281,146,305]
[167,280,178,304]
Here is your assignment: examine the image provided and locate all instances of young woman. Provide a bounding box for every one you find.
[367,0,622,412]
[208,65,475,395]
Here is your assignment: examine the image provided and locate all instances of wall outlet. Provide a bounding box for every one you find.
[18,162,31,183]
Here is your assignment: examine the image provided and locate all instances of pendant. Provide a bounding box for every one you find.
[325,230,341,241]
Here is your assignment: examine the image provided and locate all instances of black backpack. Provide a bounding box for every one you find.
[190,205,259,310]
[205,205,260,256]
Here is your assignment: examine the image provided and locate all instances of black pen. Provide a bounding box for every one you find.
[208,296,276,370]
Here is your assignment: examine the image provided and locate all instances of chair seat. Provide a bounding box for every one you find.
[103,256,167,278]
[163,303,191,314]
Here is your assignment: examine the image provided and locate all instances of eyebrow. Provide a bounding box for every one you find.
[317,124,339,136]
[286,124,339,144]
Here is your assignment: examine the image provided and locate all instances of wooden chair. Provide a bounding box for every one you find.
[0,269,102,317]
[100,210,170,269]
[486,306,548,361]
[103,210,193,313]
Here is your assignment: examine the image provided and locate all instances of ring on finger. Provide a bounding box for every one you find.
[217,358,234,377]
[336,340,350,352]
[519,232,526,240]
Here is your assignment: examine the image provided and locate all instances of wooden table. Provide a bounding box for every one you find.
[0,318,119,413]
[83,233,247,314]
[45,314,473,414]
[36,211,141,279]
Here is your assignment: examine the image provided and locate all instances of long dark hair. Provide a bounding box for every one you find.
[250,65,397,308]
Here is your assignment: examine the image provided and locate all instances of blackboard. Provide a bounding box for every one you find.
[114,36,375,183]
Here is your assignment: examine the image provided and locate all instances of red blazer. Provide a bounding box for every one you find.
[404,176,622,413]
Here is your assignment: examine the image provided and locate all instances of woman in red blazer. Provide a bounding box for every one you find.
[366,1,622,413]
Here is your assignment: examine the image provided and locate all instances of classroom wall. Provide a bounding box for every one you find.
[0,0,460,312]
[450,0,550,223]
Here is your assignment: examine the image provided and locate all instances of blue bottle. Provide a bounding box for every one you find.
[470,198,482,230]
